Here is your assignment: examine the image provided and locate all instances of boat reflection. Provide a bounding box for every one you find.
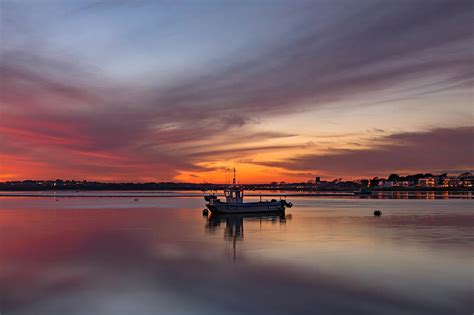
[205,213,290,260]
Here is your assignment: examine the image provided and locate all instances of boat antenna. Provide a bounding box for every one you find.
[233,167,236,185]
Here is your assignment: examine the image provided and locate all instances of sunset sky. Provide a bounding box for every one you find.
[1,0,473,183]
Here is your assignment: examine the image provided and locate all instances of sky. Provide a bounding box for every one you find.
[0,0,473,183]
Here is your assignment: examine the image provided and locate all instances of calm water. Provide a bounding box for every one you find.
[0,195,472,314]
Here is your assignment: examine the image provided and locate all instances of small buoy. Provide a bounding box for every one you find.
[133,198,139,201]
[202,209,209,216]
[373,210,382,216]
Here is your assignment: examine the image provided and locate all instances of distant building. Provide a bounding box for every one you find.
[458,173,474,188]
[397,181,414,187]
[418,177,436,187]
[385,181,396,187]
[315,180,328,188]
[377,180,414,187]
[461,179,473,188]
[442,177,461,187]
[378,180,395,187]
[315,176,321,183]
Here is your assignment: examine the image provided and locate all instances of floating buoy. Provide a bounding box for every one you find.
[373,210,382,216]
[202,209,209,216]
[133,198,139,201]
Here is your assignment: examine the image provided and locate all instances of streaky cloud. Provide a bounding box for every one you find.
[1,0,472,180]
[254,127,474,177]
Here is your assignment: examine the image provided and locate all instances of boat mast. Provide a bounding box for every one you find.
[232,167,236,185]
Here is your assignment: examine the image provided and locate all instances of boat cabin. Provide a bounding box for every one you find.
[224,187,243,204]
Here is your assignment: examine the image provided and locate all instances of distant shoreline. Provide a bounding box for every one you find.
[0,187,472,192]
[1,190,472,200]
[3,175,473,192]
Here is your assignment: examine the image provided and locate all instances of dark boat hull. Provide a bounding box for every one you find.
[206,201,286,214]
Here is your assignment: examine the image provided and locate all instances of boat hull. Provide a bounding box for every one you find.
[206,201,285,214]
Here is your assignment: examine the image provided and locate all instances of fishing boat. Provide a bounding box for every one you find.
[204,168,292,214]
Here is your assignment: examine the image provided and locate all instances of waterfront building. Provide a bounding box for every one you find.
[442,177,461,187]
[418,177,436,187]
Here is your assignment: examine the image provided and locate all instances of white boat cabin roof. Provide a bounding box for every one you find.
[224,186,244,204]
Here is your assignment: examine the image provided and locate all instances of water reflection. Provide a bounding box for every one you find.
[369,191,472,199]
[205,213,290,260]
[0,197,472,315]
